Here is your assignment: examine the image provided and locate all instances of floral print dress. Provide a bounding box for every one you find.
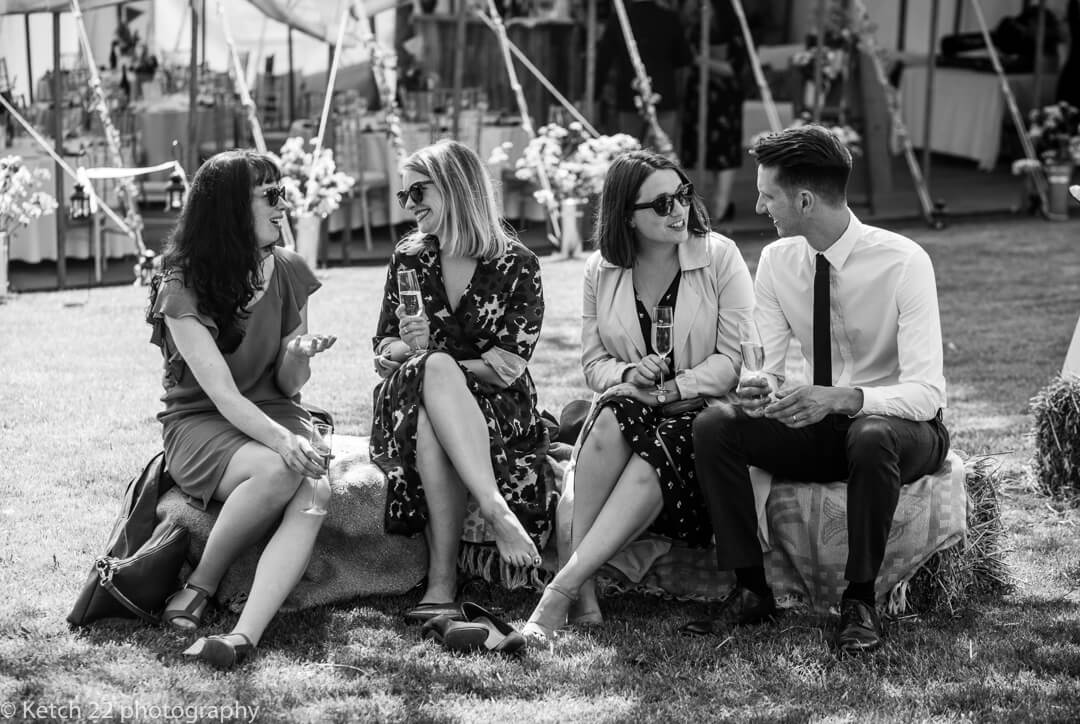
[370,236,554,551]
[599,270,714,547]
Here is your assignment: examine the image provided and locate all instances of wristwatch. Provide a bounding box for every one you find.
[656,391,669,405]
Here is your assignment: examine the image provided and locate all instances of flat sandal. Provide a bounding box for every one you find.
[162,583,212,631]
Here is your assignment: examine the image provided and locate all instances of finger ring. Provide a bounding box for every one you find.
[532,555,542,567]
[792,414,798,422]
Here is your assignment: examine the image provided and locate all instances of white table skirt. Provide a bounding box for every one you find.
[900,65,1039,172]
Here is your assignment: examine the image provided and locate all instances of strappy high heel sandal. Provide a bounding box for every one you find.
[162,583,212,631]
[182,633,255,670]
[521,582,576,645]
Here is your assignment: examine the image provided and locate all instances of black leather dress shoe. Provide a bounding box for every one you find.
[836,599,883,653]
[678,586,776,636]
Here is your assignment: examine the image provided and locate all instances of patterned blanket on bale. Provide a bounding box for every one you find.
[158,436,986,616]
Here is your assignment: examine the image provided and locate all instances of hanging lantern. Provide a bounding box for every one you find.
[69,183,91,221]
[164,172,186,212]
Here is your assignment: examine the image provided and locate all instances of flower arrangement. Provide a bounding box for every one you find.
[502,122,641,207]
[276,137,356,218]
[0,155,58,237]
[1011,101,1080,174]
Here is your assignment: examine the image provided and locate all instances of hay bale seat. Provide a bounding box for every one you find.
[158,435,1007,616]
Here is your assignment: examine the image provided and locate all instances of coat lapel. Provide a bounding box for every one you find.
[671,235,709,366]
[606,264,647,359]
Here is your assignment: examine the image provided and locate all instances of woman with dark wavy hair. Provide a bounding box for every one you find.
[522,150,754,642]
[146,149,336,668]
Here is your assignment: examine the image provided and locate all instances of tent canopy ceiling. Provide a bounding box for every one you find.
[0,0,124,12]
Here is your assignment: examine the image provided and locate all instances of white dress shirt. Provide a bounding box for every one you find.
[755,211,947,421]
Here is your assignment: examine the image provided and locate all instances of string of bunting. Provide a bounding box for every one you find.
[481,0,561,243]
[69,0,148,255]
[0,92,139,237]
[609,0,675,160]
[349,0,408,168]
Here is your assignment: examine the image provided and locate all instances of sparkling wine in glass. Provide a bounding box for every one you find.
[738,317,768,417]
[396,268,428,351]
[652,305,674,392]
[302,420,333,515]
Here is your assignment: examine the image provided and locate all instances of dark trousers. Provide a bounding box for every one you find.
[692,406,950,584]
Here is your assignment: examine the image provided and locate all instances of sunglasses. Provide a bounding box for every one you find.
[396,181,434,209]
[630,182,695,217]
[261,186,287,206]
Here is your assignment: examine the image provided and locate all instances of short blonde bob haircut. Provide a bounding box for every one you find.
[396,139,515,260]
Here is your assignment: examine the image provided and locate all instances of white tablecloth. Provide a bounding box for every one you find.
[900,65,1042,171]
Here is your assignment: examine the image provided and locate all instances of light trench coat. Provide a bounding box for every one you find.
[581,231,755,401]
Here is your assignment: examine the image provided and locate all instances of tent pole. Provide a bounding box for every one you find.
[288,27,295,126]
[451,0,468,140]
[1033,0,1046,112]
[897,0,907,50]
[813,0,825,121]
[695,0,707,176]
[25,14,34,103]
[188,0,198,175]
[585,0,597,123]
[200,0,207,70]
[52,11,66,290]
[921,0,939,192]
[731,0,781,132]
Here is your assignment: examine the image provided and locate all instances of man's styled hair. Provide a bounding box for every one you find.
[751,124,852,206]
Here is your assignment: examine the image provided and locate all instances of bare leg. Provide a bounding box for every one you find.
[416,406,468,604]
[186,442,302,594]
[526,454,663,636]
[232,477,328,645]
[419,353,536,567]
[566,408,631,619]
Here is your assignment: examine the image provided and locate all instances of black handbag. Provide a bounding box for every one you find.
[67,452,190,626]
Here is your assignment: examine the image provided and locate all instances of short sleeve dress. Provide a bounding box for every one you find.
[370,236,555,551]
[148,246,321,509]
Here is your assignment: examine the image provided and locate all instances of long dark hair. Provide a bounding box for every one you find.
[595,150,710,268]
[146,150,281,352]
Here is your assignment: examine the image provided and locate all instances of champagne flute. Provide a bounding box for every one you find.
[301,420,333,516]
[738,317,767,417]
[652,305,674,392]
[397,268,428,352]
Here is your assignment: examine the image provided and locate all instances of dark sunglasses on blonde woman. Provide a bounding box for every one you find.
[630,182,695,217]
[396,181,435,209]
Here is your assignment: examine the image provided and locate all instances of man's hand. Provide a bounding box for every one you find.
[764,385,863,428]
[734,373,773,415]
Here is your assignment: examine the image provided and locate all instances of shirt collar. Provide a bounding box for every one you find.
[806,208,861,271]
[599,232,710,270]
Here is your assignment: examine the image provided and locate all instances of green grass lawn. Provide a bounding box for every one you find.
[1,216,1079,723]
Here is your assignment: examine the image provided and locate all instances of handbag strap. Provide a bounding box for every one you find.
[96,557,160,624]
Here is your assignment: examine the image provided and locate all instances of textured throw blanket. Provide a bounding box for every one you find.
[159,435,966,616]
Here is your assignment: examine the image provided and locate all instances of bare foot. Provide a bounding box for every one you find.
[487,509,538,567]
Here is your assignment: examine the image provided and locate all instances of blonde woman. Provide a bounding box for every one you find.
[370,140,551,624]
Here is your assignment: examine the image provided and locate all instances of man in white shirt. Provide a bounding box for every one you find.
[682,125,950,654]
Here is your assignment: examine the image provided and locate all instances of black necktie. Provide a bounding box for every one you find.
[814,253,832,387]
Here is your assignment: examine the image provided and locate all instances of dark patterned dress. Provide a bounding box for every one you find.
[370,236,554,550]
[599,270,713,547]
[681,0,747,172]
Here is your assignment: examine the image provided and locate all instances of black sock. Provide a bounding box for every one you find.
[843,580,875,606]
[735,566,769,597]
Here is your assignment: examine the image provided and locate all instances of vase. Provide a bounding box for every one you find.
[557,197,590,258]
[294,215,322,269]
[1044,162,1074,222]
[0,231,9,299]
